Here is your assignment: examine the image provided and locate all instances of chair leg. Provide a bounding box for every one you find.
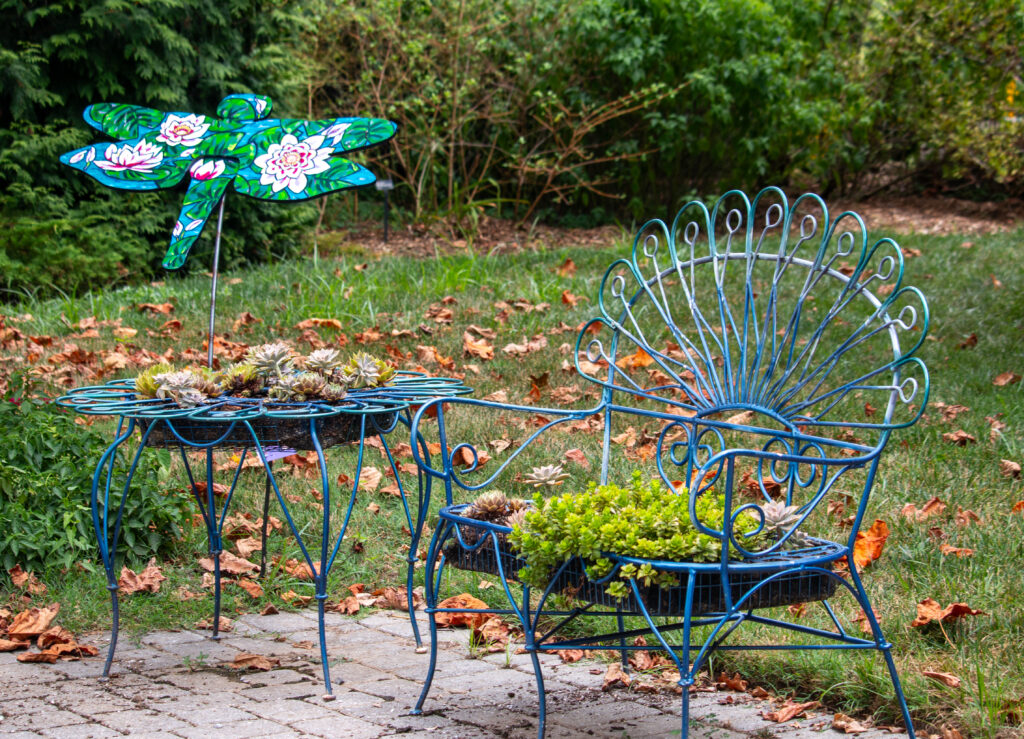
[259,462,273,578]
[528,648,547,739]
[616,605,629,671]
[412,521,447,715]
[849,569,916,738]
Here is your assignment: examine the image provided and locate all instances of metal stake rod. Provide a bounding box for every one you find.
[206,198,226,369]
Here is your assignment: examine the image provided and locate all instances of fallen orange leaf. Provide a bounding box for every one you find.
[901,496,947,522]
[294,318,343,331]
[7,604,60,639]
[198,551,258,576]
[922,670,961,688]
[463,332,495,361]
[230,653,280,671]
[852,519,889,570]
[118,558,166,594]
[235,579,264,598]
[832,713,872,733]
[939,544,973,558]
[435,594,489,629]
[717,672,748,691]
[763,699,821,722]
[615,348,655,371]
[910,598,986,628]
[602,662,631,691]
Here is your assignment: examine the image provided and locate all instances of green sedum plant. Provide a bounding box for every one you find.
[509,471,764,600]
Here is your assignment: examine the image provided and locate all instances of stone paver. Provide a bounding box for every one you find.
[0,611,908,738]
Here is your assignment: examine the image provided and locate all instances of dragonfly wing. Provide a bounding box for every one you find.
[304,117,398,152]
[83,103,169,138]
[216,94,273,122]
[60,136,190,191]
[229,122,378,201]
[162,160,238,270]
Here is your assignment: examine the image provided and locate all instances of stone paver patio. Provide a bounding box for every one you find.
[0,610,906,738]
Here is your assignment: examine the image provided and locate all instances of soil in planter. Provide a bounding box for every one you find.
[442,522,526,581]
[560,558,838,617]
[139,410,398,451]
[443,530,837,617]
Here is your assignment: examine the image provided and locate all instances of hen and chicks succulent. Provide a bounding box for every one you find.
[461,490,531,526]
[133,342,396,408]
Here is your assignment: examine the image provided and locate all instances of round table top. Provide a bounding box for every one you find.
[56,372,472,422]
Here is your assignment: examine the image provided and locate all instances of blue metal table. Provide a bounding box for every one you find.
[58,371,470,694]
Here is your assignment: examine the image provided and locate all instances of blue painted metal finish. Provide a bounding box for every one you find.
[409,188,929,737]
[58,371,470,692]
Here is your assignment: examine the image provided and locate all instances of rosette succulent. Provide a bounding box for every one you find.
[305,348,342,373]
[267,374,300,401]
[153,370,206,408]
[523,464,569,488]
[759,500,811,548]
[132,344,395,407]
[134,363,173,399]
[290,372,327,402]
[320,383,348,403]
[246,342,293,378]
[461,491,530,525]
[337,352,394,389]
[219,364,264,397]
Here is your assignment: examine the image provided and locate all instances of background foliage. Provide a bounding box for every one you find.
[2,0,1021,296]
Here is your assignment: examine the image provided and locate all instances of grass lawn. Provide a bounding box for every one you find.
[1,221,1022,737]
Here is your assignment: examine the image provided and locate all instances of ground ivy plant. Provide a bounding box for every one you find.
[508,471,765,600]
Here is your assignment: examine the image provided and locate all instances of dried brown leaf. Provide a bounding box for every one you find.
[763,699,820,722]
[993,371,1021,387]
[910,598,986,627]
[922,670,962,688]
[8,604,60,639]
[462,332,494,360]
[942,430,976,446]
[602,662,631,691]
[1000,459,1021,479]
[230,653,279,671]
[832,713,872,733]
[118,558,166,594]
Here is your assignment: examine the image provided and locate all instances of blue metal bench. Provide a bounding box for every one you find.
[408,187,929,737]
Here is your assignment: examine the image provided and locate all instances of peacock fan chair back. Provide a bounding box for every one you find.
[574,187,930,558]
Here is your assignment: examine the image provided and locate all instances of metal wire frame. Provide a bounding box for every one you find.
[409,188,929,738]
[58,372,471,692]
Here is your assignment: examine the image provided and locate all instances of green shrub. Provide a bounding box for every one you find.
[509,471,764,599]
[0,394,193,574]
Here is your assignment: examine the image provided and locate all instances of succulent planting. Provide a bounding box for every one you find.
[132,343,396,408]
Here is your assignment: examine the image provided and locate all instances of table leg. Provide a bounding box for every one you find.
[175,434,249,639]
[90,418,142,678]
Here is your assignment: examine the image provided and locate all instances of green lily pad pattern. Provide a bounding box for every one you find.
[61,94,397,270]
